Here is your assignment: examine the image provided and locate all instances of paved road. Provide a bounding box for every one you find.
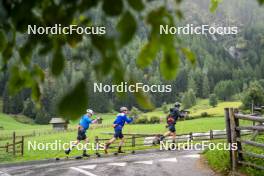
[0,150,217,176]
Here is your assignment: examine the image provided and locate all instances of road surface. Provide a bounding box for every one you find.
[0,150,217,176]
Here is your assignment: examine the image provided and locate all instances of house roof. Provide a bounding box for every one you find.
[49,118,66,124]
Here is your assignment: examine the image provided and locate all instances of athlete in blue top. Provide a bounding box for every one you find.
[104,107,133,154]
[65,109,98,157]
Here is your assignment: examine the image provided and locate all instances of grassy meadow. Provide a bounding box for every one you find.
[0,99,260,176]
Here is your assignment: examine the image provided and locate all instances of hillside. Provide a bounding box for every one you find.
[143,99,241,119]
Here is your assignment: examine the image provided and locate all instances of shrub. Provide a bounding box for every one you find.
[242,81,264,110]
[130,106,141,118]
[23,98,37,119]
[209,94,218,107]
[181,89,196,109]
[214,80,238,101]
[201,112,209,117]
[161,102,168,114]
[150,116,160,124]
[35,109,52,124]
[135,116,148,124]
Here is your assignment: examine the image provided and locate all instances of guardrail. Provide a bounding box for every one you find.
[225,108,264,172]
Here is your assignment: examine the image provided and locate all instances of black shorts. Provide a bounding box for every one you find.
[168,125,176,133]
[77,129,87,140]
[114,129,124,139]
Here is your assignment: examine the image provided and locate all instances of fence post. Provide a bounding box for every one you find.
[189,132,193,141]
[234,108,243,162]
[95,136,99,155]
[6,142,9,153]
[132,135,136,147]
[225,108,232,168]
[229,108,238,171]
[13,132,16,156]
[21,136,24,156]
[209,130,213,139]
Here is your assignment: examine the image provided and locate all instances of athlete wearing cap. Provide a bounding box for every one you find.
[65,109,99,157]
[160,102,183,144]
[104,106,133,154]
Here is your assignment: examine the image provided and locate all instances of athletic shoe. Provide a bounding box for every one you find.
[65,148,71,155]
[82,153,90,157]
[104,149,108,154]
[118,150,125,153]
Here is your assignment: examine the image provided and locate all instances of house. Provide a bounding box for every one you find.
[49,118,68,130]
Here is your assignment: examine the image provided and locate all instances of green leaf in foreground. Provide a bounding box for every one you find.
[117,11,137,47]
[8,66,32,95]
[210,0,222,12]
[58,80,88,120]
[258,0,264,5]
[102,0,123,16]
[0,29,7,52]
[160,48,180,80]
[181,47,196,65]
[51,47,65,76]
[134,91,154,110]
[136,38,159,68]
[127,0,144,12]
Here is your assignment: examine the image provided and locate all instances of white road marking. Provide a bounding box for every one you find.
[133,160,153,165]
[108,162,127,166]
[183,154,200,158]
[158,158,177,162]
[79,165,97,170]
[70,167,97,176]
[0,170,11,176]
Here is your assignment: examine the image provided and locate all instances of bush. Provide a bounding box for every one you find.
[161,102,168,114]
[214,80,238,101]
[242,81,264,110]
[23,98,37,119]
[181,89,196,109]
[130,106,141,117]
[35,109,52,124]
[209,94,218,107]
[201,112,209,117]
[150,116,160,124]
[134,116,148,124]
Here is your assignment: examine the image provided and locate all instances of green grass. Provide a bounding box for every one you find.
[0,113,51,136]
[204,136,264,176]
[0,99,247,165]
[0,116,233,163]
[189,99,241,117]
[143,99,242,119]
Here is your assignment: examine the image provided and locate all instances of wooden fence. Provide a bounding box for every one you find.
[0,123,112,141]
[0,132,24,156]
[94,129,252,154]
[225,108,264,172]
